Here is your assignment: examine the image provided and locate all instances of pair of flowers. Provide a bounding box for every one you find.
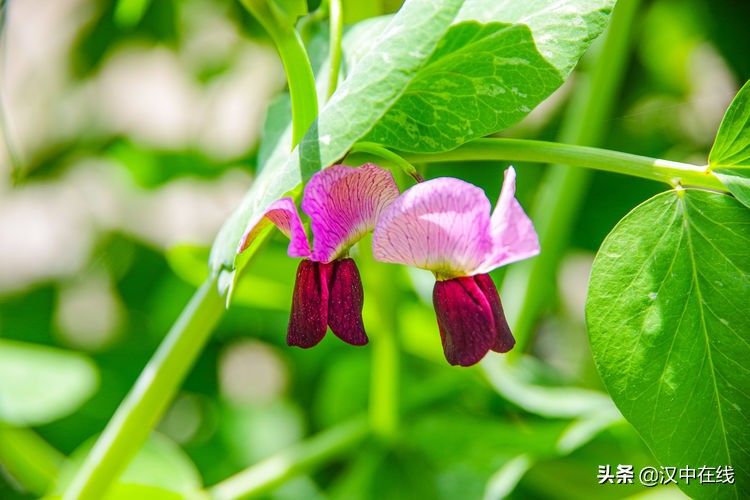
[238,163,539,366]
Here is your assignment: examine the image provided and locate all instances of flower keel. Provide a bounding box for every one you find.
[433,274,514,366]
[328,258,368,346]
[475,273,514,354]
[287,258,369,348]
[288,260,332,348]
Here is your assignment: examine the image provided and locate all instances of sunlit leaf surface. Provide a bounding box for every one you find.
[710,80,750,209]
[587,189,750,499]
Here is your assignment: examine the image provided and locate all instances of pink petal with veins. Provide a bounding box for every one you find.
[238,197,311,258]
[475,167,540,273]
[372,178,493,277]
[303,163,400,263]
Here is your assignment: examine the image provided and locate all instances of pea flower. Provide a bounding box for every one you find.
[372,167,539,366]
[238,163,400,348]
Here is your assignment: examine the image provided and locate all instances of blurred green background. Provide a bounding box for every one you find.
[0,0,747,498]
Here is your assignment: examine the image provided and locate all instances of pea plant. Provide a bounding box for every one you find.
[2,0,748,499]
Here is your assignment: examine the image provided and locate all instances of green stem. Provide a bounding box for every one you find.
[326,0,343,99]
[401,138,724,191]
[0,424,66,496]
[63,277,225,500]
[241,0,318,148]
[207,417,369,500]
[359,237,400,441]
[368,312,399,441]
[351,142,424,182]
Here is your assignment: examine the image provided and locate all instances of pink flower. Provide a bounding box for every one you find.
[239,163,400,348]
[372,167,539,366]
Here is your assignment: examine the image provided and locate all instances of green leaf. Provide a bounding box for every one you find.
[209,0,464,285]
[455,0,616,78]
[362,0,615,152]
[0,340,99,426]
[586,189,750,499]
[709,80,750,209]
[258,93,292,169]
[362,22,563,152]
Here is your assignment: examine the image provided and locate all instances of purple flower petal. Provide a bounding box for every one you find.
[327,258,368,346]
[474,273,515,353]
[372,178,493,277]
[287,260,331,348]
[475,167,540,273]
[238,197,311,258]
[303,164,400,263]
[433,275,497,366]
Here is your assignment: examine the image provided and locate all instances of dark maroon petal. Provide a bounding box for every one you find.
[432,276,496,366]
[287,260,332,348]
[327,258,368,346]
[474,273,515,353]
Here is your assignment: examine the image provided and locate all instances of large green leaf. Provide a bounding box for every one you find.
[362,22,562,152]
[709,80,750,209]
[0,340,99,426]
[209,0,464,285]
[587,189,750,499]
[362,0,614,152]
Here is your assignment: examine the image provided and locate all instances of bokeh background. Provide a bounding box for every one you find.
[1,0,748,498]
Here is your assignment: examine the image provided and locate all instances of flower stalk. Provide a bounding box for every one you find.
[402,138,725,192]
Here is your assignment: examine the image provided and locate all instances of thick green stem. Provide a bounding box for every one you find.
[63,277,224,500]
[326,0,343,99]
[359,236,400,441]
[401,138,724,192]
[241,0,318,147]
[0,424,65,496]
[207,417,369,500]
